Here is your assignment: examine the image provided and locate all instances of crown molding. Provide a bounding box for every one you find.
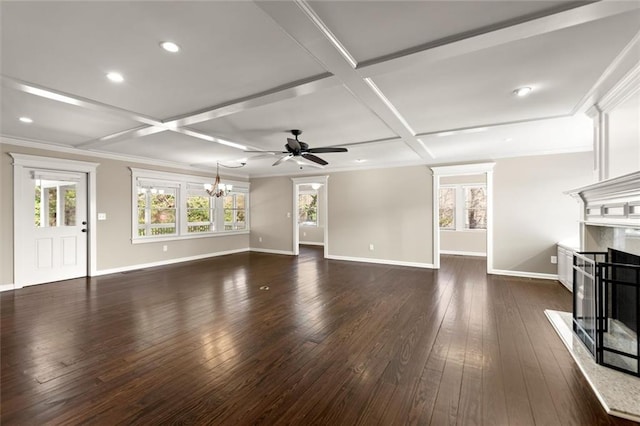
[598,60,640,113]
[1,136,249,179]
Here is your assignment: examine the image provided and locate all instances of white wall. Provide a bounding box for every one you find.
[1,142,250,285]
[493,151,594,274]
[441,231,486,255]
[2,144,597,286]
[249,176,294,253]
[328,166,433,265]
[607,91,640,179]
[299,225,324,244]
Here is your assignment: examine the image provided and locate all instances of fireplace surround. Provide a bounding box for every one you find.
[573,249,640,376]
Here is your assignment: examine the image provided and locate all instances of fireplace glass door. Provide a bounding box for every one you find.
[573,252,603,356]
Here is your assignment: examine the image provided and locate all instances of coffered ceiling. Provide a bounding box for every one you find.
[1,1,639,177]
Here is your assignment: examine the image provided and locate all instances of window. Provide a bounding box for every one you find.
[439,184,486,231]
[298,191,318,226]
[223,192,246,231]
[137,186,177,237]
[464,186,487,229]
[131,168,249,242]
[438,187,455,229]
[186,185,214,233]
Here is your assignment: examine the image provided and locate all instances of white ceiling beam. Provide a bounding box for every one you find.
[164,73,339,127]
[255,0,434,161]
[68,73,341,150]
[75,125,167,149]
[359,1,640,77]
[2,75,163,128]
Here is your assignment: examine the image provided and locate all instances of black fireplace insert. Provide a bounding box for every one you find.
[573,249,640,377]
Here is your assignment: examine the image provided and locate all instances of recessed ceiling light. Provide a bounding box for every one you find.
[19,116,33,123]
[436,131,456,137]
[160,41,180,53]
[106,72,124,83]
[513,86,532,97]
[355,159,367,163]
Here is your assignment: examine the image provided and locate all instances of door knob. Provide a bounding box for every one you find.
[82,221,87,225]
[82,229,87,233]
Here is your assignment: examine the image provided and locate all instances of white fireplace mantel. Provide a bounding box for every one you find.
[567,170,640,228]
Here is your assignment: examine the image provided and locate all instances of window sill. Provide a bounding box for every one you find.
[440,228,487,233]
[132,230,250,244]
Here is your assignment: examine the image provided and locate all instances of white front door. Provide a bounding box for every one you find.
[19,168,88,286]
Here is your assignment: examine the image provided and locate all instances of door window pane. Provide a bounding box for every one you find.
[35,180,78,227]
[62,186,77,226]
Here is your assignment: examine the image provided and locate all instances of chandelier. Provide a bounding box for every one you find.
[204,161,245,197]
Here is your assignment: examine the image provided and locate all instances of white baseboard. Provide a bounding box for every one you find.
[489,268,558,281]
[440,250,486,257]
[93,248,250,276]
[0,283,15,292]
[250,248,295,255]
[326,254,434,269]
[299,241,324,246]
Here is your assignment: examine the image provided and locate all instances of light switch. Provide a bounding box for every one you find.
[98,213,107,220]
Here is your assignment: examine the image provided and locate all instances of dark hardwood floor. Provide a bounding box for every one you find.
[1,247,636,425]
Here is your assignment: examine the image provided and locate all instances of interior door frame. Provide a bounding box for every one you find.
[291,175,329,257]
[10,153,99,288]
[431,162,495,274]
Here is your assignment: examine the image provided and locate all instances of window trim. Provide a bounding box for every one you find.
[130,168,250,244]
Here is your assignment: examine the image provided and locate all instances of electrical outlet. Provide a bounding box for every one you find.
[287,212,291,218]
[303,232,306,237]
[163,245,168,252]
[259,237,262,242]
[369,243,374,251]
[97,213,107,220]
[551,255,557,264]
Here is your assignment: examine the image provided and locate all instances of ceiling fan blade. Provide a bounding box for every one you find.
[287,138,301,152]
[247,153,279,160]
[245,150,285,154]
[294,159,324,169]
[273,154,293,166]
[307,147,348,153]
[301,153,328,166]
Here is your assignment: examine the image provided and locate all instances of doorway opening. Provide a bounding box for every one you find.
[431,163,495,273]
[291,176,328,257]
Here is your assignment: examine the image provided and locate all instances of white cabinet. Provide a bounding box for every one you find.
[557,244,575,292]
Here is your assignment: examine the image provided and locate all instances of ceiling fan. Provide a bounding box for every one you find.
[246,130,348,166]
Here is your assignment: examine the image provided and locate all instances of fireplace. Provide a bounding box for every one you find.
[573,249,640,376]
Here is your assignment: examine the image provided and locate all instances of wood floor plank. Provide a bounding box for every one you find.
[1,249,635,425]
